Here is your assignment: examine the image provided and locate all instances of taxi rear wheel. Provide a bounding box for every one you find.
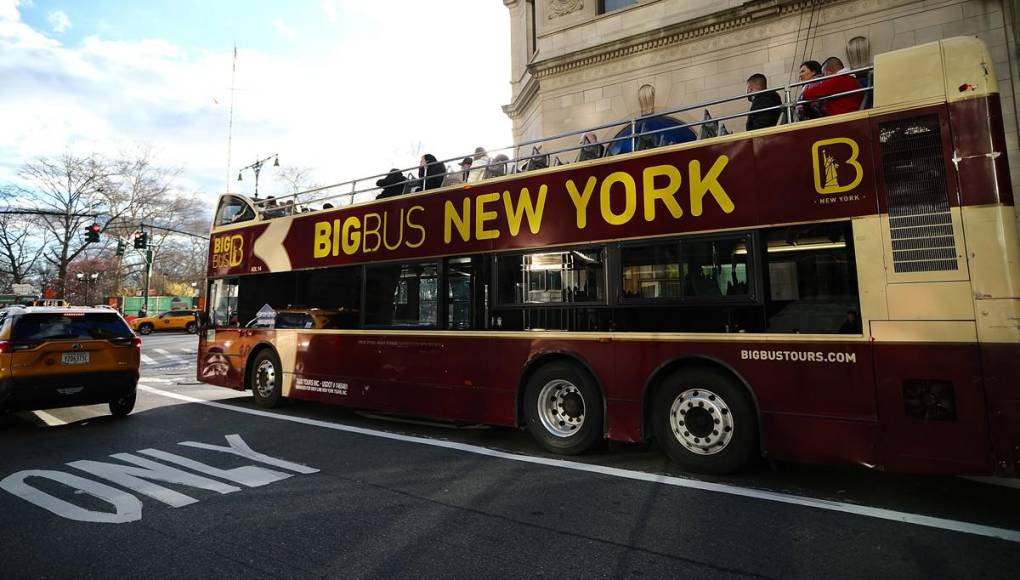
[250,349,284,408]
[138,323,154,335]
[185,322,197,334]
[109,390,136,417]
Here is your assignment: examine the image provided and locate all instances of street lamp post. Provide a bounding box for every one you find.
[76,272,99,305]
[237,154,280,199]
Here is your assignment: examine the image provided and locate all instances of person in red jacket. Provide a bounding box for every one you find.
[800,57,864,117]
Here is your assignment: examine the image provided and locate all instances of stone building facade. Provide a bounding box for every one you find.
[502,0,1020,208]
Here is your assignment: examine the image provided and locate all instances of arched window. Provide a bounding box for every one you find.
[605,115,697,156]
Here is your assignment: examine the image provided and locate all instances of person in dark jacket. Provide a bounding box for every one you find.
[745,73,783,131]
[376,168,406,199]
[418,154,445,191]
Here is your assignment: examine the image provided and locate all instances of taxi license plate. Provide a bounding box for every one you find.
[61,352,90,365]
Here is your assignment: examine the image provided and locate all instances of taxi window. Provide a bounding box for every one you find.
[274,313,314,329]
[12,313,133,341]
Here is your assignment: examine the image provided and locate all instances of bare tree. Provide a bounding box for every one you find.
[17,153,112,297]
[275,166,319,194]
[0,186,45,290]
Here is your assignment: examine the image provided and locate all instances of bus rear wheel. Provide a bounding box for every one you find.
[524,361,603,455]
[250,349,284,409]
[652,369,757,475]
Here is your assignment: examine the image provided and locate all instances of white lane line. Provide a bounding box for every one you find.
[140,354,158,365]
[963,476,1020,490]
[32,410,67,427]
[138,385,1020,544]
[139,377,174,384]
[154,348,170,355]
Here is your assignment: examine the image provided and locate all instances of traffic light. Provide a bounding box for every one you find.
[115,240,126,256]
[133,231,148,249]
[85,223,101,243]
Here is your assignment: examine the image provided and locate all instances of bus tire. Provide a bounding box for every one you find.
[524,361,603,455]
[652,369,757,475]
[250,349,285,409]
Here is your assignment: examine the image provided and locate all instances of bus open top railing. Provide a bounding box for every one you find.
[248,67,874,218]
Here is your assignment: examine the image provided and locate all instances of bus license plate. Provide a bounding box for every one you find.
[61,352,90,365]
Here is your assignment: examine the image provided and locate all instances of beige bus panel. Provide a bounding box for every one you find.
[880,208,970,285]
[874,37,998,108]
[852,216,888,325]
[275,331,299,397]
[961,205,1020,300]
[940,36,998,103]
[975,298,1020,344]
[870,320,977,343]
[886,281,975,321]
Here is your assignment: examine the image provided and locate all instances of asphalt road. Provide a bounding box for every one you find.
[1,333,1018,579]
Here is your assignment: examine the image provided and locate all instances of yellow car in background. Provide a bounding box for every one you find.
[131,310,198,335]
[0,306,140,416]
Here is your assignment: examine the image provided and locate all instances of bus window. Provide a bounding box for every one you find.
[209,278,240,328]
[621,242,682,299]
[496,248,606,305]
[764,222,859,334]
[215,195,256,227]
[683,237,750,299]
[366,262,439,327]
[446,256,485,330]
[620,235,750,300]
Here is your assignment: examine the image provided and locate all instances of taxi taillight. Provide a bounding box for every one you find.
[0,340,7,354]
[133,338,142,348]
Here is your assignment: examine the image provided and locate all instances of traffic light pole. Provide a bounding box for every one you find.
[143,248,153,315]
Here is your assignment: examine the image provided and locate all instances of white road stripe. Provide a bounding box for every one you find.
[139,377,174,384]
[140,354,157,365]
[138,385,1020,544]
[154,348,170,355]
[32,410,67,427]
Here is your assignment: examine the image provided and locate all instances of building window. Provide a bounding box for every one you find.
[599,0,637,14]
[527,0,537,57]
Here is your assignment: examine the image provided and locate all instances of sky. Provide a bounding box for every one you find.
[0,0,513,202]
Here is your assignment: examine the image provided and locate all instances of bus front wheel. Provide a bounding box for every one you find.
[250,349,284,408]
[652,369,757,475]
[524,361,603,455]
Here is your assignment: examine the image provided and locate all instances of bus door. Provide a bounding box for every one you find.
[199,278,247,389]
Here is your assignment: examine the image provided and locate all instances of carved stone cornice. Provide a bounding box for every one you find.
[529,0,840,80]
[502,74,541,119]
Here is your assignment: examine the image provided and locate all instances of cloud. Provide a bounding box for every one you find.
[47,9,70,34]
[0,2,512,203]
[271,18,296,39]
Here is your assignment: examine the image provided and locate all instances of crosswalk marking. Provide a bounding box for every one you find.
[154,348,170,355]
[140,354,158,365]
[33,410,67,427]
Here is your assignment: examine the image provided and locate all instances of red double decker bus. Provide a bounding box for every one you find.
[198,37,1019,476]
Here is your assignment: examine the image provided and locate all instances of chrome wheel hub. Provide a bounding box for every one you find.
[668,388,734,455]
[537,379,586,438]
[255,359,277,398]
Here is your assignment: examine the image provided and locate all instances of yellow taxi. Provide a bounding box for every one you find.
[131,310,198,335]
[245,307,358,329]
[0,306,140,416]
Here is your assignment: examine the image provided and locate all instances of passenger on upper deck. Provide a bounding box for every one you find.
[376,168,406,199]
[459,157,472,181]
[418,154,445,191]
[745,73,783,131]
[795,60,824,121]
[577,132,605,162]
[801,57,864,117]
[467,147,490,183]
